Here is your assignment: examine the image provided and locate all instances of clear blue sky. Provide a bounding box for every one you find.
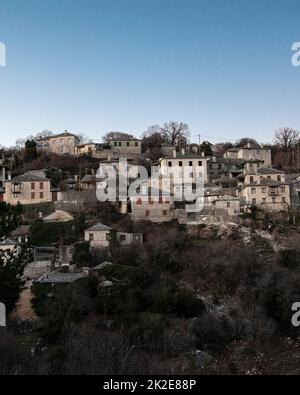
[0,0,300,146]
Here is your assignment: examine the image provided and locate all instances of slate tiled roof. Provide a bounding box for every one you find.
[11,171,49,182]
[256,167,284,175]
[86,223,112,232]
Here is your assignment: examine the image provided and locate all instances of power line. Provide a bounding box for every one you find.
[190,134,238,143]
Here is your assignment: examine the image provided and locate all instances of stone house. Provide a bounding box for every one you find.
[239,167,290,211]
[130,190,174,222]
[74,143,98,156]
[116,232,143,246]
[84,223,112,250]
[80,174,103,191]
[109,137,142,156]
[211,195,241,216]
[159,149,208,185]
[4,171,52,205]
[224,144,272,167]
[84,223,144,249]
[36,131,80,155]
[75,143,113,159]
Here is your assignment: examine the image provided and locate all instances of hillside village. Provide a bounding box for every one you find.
[1,124,300,375]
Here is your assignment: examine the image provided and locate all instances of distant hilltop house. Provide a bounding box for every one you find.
[224,143,272,167]
[4,171,52,205]
[109,136,142,156]
[36,131,80,155]
[74,136,142,159]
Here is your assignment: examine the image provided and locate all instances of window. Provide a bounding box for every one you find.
[127,142,130,147]
[251,188,256,194]
[148,198,154,205]
[162,210,167,216]
[13,193,19,198]
[145,210,150,217]
[120,234,126,241]
[262,188,266,194]
[31,192,35,199]
[40,182,44,189]
[252,198,256,205]
[189,161,193,167]
[114,142,117,146]
[227,202,231,208]
[133,234,141,241]
[40,192,44,199]
[267,176,271,180]
[179,161,183,167]
[106,233,110,241]
[136,198,142,205]
[159,197,163,204]
[250,176,254,182]
[282,197,286,203]
[198,161,202,166]
[272,197,276,203]
[89,233,94,241]
[189,172,193,178]
[262,198,267,204]
[118,142,122,146]
[31,182,35,190]
[281,187,285,193]
[135,142,139,147]
[168,161,172,167]
[277,176,281,182]
[209,164,213,169]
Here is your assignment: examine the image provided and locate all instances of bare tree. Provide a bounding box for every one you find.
[235,138,260,148]
[274,128,299,151]
[160,121,190,148]
[142,125,165,159]
[103,131,135,143]
[36,130,53,139]
[77,133,92,144]
[15,138,25,150]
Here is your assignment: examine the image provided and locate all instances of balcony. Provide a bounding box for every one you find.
[268,189,279,196]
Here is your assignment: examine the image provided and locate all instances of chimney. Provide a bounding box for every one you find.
[181,148,185,156]
[172,149,177,159]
